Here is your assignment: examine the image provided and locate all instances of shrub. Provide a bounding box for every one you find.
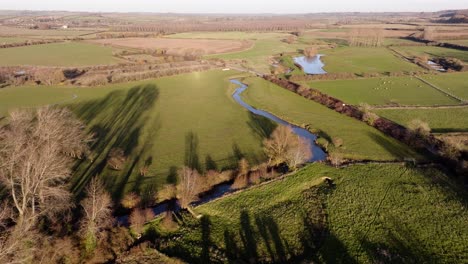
[332,138,344,148]
[107,148,126,170]
[121,192,141,209]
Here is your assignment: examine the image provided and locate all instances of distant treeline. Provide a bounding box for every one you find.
[112,19,312,33]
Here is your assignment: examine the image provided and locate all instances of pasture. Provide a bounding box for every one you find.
[88,37,252,55]
[0,42,119,66]
[421,72,468,101]
[308,76,459,106]
[209,35,307,73]
[321,47,421,74]
[154,163,468,263]
[393,45,468,62]
[375,107,468,133]
[0,70,268,199]
[241,77,422,161]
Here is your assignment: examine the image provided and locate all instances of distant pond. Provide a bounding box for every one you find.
[294,55,327,75]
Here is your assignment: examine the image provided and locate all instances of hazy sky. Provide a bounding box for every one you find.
[0,0,467,13]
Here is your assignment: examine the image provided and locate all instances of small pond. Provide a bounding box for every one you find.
[293,55,327,75]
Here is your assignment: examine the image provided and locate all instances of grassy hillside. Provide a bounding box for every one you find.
[153,163,468,263]
[375,107,468,133]
[0,42,119,66]
[308,76,458,106]
[321,47,421,74]
[241,77,422,161]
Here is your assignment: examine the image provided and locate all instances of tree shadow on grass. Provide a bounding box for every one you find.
[367,132,422,160]
[200,215,212,263]
[247,112,277,140]
[185,131,202,172]
[357,214,442,264]
[70,84,159,201]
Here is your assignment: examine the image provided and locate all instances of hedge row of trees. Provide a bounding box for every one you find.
[0,39,63,49]
[348,28,384,47]
[264,75,467,177]
[0,60,221,87]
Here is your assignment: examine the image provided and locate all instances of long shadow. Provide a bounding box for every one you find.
[185,131,202,172]
[239,210,258,262]
[200,215,212,263]
[319,232,358,264]
[367,132,426,160]
[247,112,277,140]
[70,85,159,200]
[254,215,287,263]
[205,154,218,171]
[431,128,468,133]
[357,215,441,264]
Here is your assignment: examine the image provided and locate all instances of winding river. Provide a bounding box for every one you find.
[117,78,327,225]
[231,79,326,162]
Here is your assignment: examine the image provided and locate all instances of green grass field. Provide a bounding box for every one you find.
[375,107,468,133]
[72,70,272,199]
[153,163,468,263]
[393,45,468,62]
[0,42,119,66]
[421,72,468,101]
[308,76,459,106]
[208,35,307,73]
[241,77,422,161]
[383,38,422,46]
[1,70,270,199]
[321,47,421,74]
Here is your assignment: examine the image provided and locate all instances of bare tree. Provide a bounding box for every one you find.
[0,107,90,263]
[264,125,312,170]
[303,47,318,58]
[237,158,249,178]
[80,177,113,251]
[129,208,154,236]
[121,192,141,209]
[129,209,146,236]
[329,152,344,167]
[176,166,202,217]
[107,148,126,170]
[264,126,296,167]
[285,137,312,170]
[0,107,90,226]
[423,27,434,41]
[408,119,431,137]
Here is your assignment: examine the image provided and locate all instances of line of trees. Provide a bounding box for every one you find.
[348,28,384,47]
